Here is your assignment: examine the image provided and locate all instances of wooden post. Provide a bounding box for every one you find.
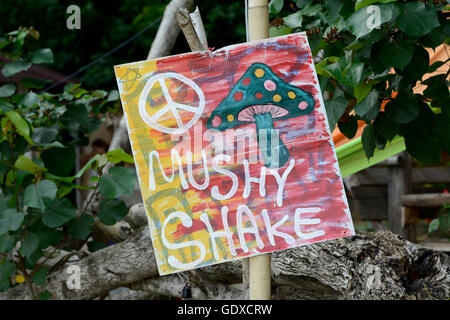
[387,151,412,239]
[247,0,271,301]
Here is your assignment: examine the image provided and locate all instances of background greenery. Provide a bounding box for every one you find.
[0,0,246,89]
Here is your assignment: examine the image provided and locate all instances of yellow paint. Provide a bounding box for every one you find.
[114,62,228,275]
[254,68,265,78]
[273,94,282,102]
[288,91,296,99]
[227,114,234,122]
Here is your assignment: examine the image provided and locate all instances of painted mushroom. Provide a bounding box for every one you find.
[207,62,316,168]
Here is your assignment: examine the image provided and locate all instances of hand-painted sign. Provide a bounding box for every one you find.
[114,32,355,275]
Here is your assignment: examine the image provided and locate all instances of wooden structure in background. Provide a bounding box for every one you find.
[345,152,450,241]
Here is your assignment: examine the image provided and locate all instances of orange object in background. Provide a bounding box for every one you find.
[332,44,450,148]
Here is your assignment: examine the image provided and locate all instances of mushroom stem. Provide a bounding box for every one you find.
[254,113,290,168]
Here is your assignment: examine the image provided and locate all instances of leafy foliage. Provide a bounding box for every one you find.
[271,0,449,163]
[0,28,136,296]
[428,203,450,237]
[0,0,246,89]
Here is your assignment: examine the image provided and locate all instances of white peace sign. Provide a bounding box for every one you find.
[138,72,205,134]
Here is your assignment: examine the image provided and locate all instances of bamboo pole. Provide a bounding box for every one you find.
[247,0,269,42]
[247,0,271,301]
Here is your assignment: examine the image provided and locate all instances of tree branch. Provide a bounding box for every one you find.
[2,230,448,300]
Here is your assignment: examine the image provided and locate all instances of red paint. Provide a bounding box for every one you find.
[212,115,222,127]
[242,77,251,85]
[234,91,243,101]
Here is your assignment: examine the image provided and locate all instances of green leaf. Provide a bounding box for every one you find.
[338,115,358,139]
[0,84,16,98]
[99,167,137,200]
[0,195,12,212]
[428,218,439,234]
[325,0,343,23]
[323,58,364,87]
[354,90,379,117]
[36,228,63,249]
[379,41,414,69]
[423,77,450,107]
[420,25,448,49]
[400,106,441,164]
[433,116,450,154]
[42,198,77,228]
[20,232,39,258]
[361,124,376,159]
[299,4,322,16]
[38,290,52,300]
[269,25,292,38]
[0,101,14,114]
[347,4,395,39]
[296,0,312,8]
[14,155,46,174]
[385,95,420,124]
[41,147,76,177]
[325,91,348,130]
[269,0,284,14]
[72,154,100,179]
[98,199,129,225]
[26,248,44,268]
[0,260,15,283]
[87,240,107,252]
[60,103,89,131]
[96,154,109,170]
[284,11,303,29]
[438,209,449,237]
[354,82,372,104]
[24,180,57,211]
[0,233,16,252]
[23,91,40,107]
[31,48,54,64]
[5,111,34,145]
[20,78,51,89]
[31,267,48,285]
[373,112,399,141]
[106,149,134,164]
[106,90,119,102]
[31,127,59,145]
[1,60,31,77]
[355,0,397,11]
[0,209,24,235]
[403,45,430,81]
[79,117,101,134]
[68,215,94,240]
[396,2,440,37]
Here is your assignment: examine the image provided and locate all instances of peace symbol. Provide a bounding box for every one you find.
[138,73,205,134]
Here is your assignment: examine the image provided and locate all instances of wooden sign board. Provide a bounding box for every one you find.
[114,32,355,275]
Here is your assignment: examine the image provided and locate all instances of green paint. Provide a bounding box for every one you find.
[254,113,290,168]
[207,63,315,168]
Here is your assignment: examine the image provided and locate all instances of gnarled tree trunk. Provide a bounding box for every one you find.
[1,227,448,300]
